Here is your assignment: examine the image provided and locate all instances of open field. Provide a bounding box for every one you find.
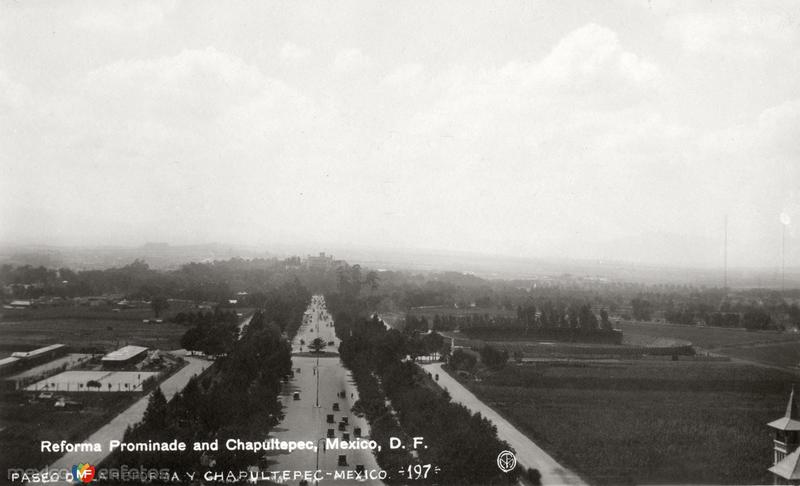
[2,306,155,322]
[407,305,517,319]
[1,305,181,322]
[0,392,140,473]
[461,360,795,485]
[720,342,800,369]
[25,370,158,392]
[443,332,693,361]
[0,318,188,352]
[619,320,800,349]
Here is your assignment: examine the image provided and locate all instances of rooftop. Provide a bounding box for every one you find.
[769,388,800,431]
[102,345,148,362]
[0,357,20,367]
[771,448,800,480]
[11,344,65,359]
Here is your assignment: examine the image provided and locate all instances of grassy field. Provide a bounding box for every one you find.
[463,360,795,485]
[619,320,800,349]
[0,300,201,321]
[720,342,800,369]
[0,392,140,473]
[0,318,188,352]
[443,333,689,360]
[1,305,168,322]
[407,306,517,319]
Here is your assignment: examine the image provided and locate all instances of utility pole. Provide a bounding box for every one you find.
[724,214,728,291]
[783,221,786,295]
[315,437,327,485]
[315,313,320,408]
[781,212,791,297]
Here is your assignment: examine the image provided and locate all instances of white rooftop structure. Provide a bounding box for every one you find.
[101,345,148,362]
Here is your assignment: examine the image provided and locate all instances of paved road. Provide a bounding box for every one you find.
[38,354,211,484]
[267,295,383,485]
[237,312,254,340]
[421,362,587,486]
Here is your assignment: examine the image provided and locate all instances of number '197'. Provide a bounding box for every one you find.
[405,464,432,479]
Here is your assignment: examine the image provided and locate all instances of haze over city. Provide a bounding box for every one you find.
[1,1,798,269]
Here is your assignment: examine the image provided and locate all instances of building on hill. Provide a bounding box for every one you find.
[306,252,335,269]
[769,388,800,485]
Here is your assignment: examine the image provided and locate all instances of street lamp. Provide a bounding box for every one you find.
[315,347,321,406]
[315,312,321,408]
[315,437,327,486]
[315,358,320,408]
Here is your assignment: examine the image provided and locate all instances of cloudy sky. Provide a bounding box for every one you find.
[1,0,798,268]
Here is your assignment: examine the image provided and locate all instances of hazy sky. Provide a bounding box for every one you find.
[1,0,798,268]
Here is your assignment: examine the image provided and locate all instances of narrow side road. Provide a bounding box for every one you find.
[37,355,211,484]
[421,362,588,486]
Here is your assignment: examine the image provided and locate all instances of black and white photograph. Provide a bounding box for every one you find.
[1,1,799,485]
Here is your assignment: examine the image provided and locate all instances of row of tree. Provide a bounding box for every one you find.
[332,304,518,484]
[408,304,613,333]
[0,259,313,307]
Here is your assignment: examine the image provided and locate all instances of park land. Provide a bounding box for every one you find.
[450,321,800,485]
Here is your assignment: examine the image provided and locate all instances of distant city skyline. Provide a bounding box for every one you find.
[1,1,798,269]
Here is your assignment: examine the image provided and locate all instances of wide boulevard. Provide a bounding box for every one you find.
[266,295,383,485]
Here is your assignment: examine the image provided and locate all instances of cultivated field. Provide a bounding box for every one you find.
[462,360,795,485]
[25,370,158,392]
[0,302,195,322]
[407,306,517,319]
[720,342,800,369]
[0,392,138,473]
[0,318,188,352]
[618,320,800,349]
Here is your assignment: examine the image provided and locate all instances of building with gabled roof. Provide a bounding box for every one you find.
[769,388,800,484]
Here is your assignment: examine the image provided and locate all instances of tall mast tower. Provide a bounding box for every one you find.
[724,215,728,291]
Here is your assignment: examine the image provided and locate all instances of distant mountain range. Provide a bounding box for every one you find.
[0,242,272,271]
[0,241,797,289]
